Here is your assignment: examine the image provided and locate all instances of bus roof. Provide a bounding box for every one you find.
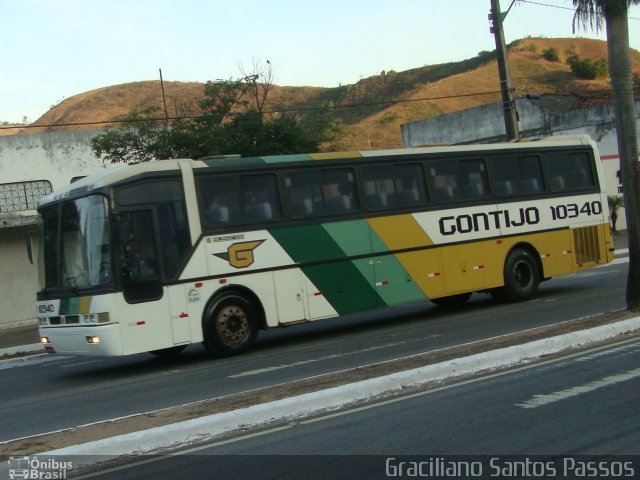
[194,134,596,167]
[38,134,597,207]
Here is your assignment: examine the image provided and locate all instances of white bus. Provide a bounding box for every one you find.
[35,135,614,357]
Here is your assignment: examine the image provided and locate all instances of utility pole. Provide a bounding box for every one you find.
[489,0,519,140]
[159,68,169,131]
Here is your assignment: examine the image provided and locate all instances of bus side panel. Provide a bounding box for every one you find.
[270,223,381,317]
[367,214,439,302]
[369,233,428,306]
[441,243,488,295]
[114,293,176,355]
[273,268,306,323]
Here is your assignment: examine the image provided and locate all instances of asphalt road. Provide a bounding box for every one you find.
[0,259,628,443]
[81,334,640,480]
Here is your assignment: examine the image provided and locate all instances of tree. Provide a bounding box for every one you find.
[91,61,318,163]
[573,0,640,309]
[566,53,608,79]
[608,194,624,233]
[238,58,274,121]
[91,107,170,164]
[542,47,560,62]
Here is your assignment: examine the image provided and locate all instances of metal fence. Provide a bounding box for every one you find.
[0,180,52,213]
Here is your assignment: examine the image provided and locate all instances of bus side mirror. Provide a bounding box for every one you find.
[25,232,38,265]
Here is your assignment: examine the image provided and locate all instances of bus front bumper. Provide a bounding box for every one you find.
[39,324,123,357]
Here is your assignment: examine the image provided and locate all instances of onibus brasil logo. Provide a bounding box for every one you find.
[8,456,72,480]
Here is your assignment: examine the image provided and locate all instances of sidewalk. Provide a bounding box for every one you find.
[0,230,631,358]
[0,324,41,357]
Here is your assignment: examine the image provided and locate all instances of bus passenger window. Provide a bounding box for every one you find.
[198,176,241,227]
[544,152,595,191]
[430,161,460,202]
[362,165,396,210]
[395,163,427,206]
[460,159,489,198]
[322,168,358,213]
[285,171,323,218]
[240,174,282,222]
[490,155,544,197]
[517,156,545,193]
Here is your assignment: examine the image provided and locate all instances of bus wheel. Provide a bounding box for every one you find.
[430,292,472,307]
[148,345,186,358]
[203,293,258,356]
[492,248,540,302]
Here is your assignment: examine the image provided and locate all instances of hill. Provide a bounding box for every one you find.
[6,37,640,151]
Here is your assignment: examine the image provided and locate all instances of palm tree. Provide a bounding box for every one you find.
[608,194,624,233]
[573,0,640,310]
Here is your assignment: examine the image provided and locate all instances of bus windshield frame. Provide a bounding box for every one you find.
[38,194,114,295]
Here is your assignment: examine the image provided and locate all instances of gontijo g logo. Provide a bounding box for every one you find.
[214,240,265,269]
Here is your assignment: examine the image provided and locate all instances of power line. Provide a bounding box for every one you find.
[517,0,575,12]
[518,0,640,20]
[0,90,503,131]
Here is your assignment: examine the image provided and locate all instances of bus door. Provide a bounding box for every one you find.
[116,208,191,347]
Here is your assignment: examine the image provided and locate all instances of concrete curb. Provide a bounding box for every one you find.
[0,343,44,358]
[24,316,640,467]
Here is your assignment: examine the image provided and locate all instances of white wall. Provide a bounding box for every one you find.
[0,130,105,188]
[0,130,106,327]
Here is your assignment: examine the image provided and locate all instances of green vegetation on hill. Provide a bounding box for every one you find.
[16,37,639,151]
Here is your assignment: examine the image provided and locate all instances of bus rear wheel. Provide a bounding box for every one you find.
[203,293,258,356]
[491,248,540,302]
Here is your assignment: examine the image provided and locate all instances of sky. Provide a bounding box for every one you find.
[2,0,640,124]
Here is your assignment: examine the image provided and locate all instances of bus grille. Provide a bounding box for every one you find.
[573,226,601,264]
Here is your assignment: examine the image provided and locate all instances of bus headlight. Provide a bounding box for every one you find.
[41,337,50,344]
[86,336,100,344]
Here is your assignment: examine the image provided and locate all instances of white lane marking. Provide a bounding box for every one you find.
[516,367,640,409]
[229,335,441,378]
[605,257,629,266]
[60,360,102,368]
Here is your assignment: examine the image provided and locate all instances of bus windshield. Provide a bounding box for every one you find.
[39,195,113,292]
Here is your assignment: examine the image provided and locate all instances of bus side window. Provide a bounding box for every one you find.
[517,155,545,194]
[285,170,323,218]
[240,174,282,222]
[395,163,427,206]
[460,159,489,198]
[490,155,544,197]
[198,176,241,226]
[544,152,595,191]
[491,156,518,198]
[429,160,460,203]
[322,168,358,213]
[362,165,396,210]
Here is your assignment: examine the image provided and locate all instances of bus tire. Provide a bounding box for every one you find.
[202,293,258,356]
[430,292,472,307]
[492,248,540,302]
